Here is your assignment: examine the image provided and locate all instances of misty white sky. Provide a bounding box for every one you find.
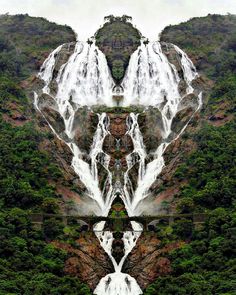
[0,0,236,40]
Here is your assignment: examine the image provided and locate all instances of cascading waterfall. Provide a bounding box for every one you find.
[55,42,115,107]
[122,113,146,215]
[94,221,142,295]
[35,41,115,215]
[121,42,181,112]
[35,38,202,295]
[121,41,202,216]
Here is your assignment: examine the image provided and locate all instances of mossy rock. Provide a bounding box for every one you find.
[95,15,142,83]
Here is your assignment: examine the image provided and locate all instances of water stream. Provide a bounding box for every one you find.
[35,40,202,295]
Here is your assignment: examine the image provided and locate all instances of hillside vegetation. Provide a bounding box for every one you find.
[0,14,75,78]
[143,14,236,295]
[160,14,236,79]
[161,14,236,115]
[0,14,92,295]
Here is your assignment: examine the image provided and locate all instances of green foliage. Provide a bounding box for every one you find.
[0,116,90,290]
[176,197,194,214]
[0,75,28,113]
[104,15,133,23]
[0,13,75,113]
[95,16,141,82]
[0,118,61,210]
[0,13,75,79]
[160,14,236,79]
[112,59,125,80]
[43,218,64,240]
[0,209,91,294]
[144,210,236,295]
[161,14,236,116]
[0,15,92,294]
[95,16,141,46]
[208,74,236,113]
[177,121,236,210]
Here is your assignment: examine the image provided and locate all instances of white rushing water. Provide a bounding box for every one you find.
[36,41,116,216]
[121,41,201,217]
[94,221,142,295]
[35,40,202,295]
[53,42,114,107]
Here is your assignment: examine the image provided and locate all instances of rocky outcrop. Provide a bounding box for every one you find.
[95,16,141,82]
[52,233,114,290]
[123,233,184,289]
[46,42,76,96]
[103,112,133,172]
[138,108,163,154]
[139,118,199,216]
[40,106,65,135]
[73,108,98,154]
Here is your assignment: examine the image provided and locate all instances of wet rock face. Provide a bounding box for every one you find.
[138,108,164,154]
[161,42,183,75]
[112,232,125,264]
[123,234,183,289]
[52,233,114,290]
[40,106,65,135]
[73,109,98,154]
[103,112,133,173]
[53,42,76,75]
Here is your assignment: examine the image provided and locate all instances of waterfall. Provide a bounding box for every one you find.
[121,42,180,114]
[35,41,116,216]
[122,41,202,216]
[55,42,114,107]
[94,221,142,295]
[122,113,146,215]
[35,39,202,295]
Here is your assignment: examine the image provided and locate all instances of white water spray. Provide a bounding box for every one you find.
[121,41,201,216]
[35,39,202,295]
[55,42,114,107]
[35,42,115,215]
[94,221,142,295]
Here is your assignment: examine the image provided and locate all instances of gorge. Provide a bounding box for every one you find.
[34,16,203,294]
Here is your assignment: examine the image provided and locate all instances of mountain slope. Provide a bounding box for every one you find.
[161,14,236,116]
[142,14,236,295]
[0,14,93,295]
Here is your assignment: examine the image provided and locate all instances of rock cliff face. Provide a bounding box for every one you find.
[34,108,102,216]
[52,233,114,289]
[123,233,184,289]
[103,111,133,173]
